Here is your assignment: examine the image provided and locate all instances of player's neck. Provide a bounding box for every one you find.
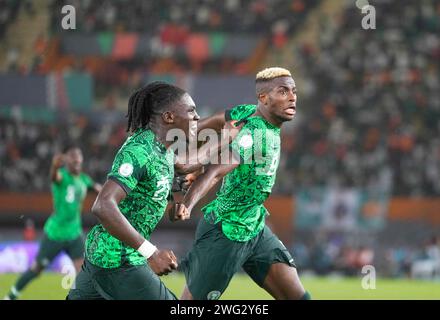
[255,105,283,128]
[148,121,172,148]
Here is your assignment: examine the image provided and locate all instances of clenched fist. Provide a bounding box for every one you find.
[168,202,191,222]
[147,249,178,276]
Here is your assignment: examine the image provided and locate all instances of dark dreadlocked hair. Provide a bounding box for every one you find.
[126,81,187,133]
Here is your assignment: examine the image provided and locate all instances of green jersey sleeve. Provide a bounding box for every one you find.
[82,174,94,190]
[225,104,256,121]
[57,167,69,185]
[107,144,150,194]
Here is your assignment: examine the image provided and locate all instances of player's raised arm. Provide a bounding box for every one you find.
[91,180,177,276]
[171,154,240,221]
[196,104,256,133]
[181,168,204,193]
[174,120,243,174]
[196,110,226,133]
[84,174,103,194]
[49,153,65,183]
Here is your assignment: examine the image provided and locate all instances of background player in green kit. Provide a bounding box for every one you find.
[4,146,102,300]
[67,82,241,300]
[173,67,311,300]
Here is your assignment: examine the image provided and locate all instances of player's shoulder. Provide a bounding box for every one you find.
[115,129,169,167]
[231,104,256,113]
[242,116,269,130]
[119,130,155,153]
[227,104,257,121]
[232,117,261,148]
[237,117,277,146]
[58,166,70,179]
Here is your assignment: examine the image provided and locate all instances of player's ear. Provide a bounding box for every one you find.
[162,111,174,124]
[258,93,268,105]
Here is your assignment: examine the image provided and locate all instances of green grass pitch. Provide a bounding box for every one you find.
[1,273,439,300]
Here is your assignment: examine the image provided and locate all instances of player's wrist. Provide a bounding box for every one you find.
[182,200,193,212]
[137,240,157,259]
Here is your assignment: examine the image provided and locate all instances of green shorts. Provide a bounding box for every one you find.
[36,234,84,267]
[179,218,296,300]
[67,259,177,300]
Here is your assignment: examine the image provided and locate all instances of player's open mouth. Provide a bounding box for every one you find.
[285,107,296,115]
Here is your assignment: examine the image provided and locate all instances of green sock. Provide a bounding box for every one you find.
[301,291,312,300]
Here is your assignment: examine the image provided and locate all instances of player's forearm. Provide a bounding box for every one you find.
[182,168,223,211]
[195,136,231,165]
[176,141,226,174]
[50,154,64,182]
[175,161,204,175]
[177,119,239,175]
[92,199,145,250]
[197,111,226,133]
[49,165,62,183]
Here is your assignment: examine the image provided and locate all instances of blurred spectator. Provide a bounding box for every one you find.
[0,0,21,38]
[6,47,19,72]
[411,236,440,280]
[384,246,413,278]
[290,241,310,270]
[23,219,36,241]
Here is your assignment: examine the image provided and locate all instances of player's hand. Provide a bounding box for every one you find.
[182,168,204,193]
[222,120,244,143]
[176,203,190,220]
[52,154,65,168]
[172,172,201,194]
[168,203,190,221]
[181,173,197,193]
[147,249,178,276]
[171,176,185,192]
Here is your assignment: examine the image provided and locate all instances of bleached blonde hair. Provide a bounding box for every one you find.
[256,67,291,81]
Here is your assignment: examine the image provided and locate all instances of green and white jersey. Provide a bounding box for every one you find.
[44,167,94,241]
[85,129,175,269]
[203,104,281,242]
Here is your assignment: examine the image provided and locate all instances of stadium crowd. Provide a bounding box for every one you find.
[279,0,440,197]
[292,234,440,279]
[1,1,439,198]
[0,113,124,192]
[49,0,317,92]
[0,0,27,38]
[50,0,316,34]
